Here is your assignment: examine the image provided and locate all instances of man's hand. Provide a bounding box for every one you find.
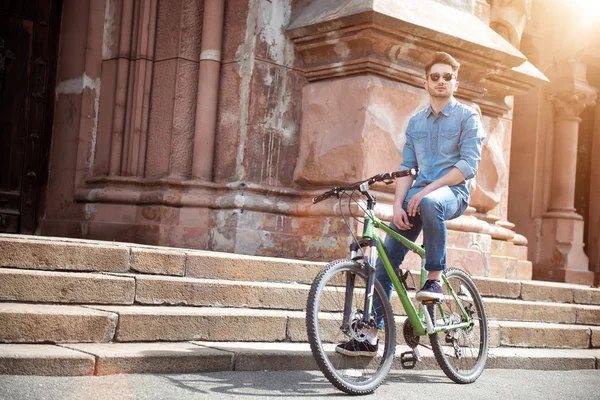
[406,188,430,217]
[393,205,412,230]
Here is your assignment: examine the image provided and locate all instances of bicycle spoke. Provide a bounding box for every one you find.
[429,268,489,383]
[306,260,395,395]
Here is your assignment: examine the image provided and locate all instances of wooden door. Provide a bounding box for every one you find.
[0,0,59,234]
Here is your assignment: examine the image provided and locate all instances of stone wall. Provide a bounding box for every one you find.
[41,0,598,282]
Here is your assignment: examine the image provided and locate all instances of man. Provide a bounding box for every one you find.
[336,51,486,356]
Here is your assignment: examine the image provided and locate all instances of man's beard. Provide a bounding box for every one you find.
[429,87,451,98]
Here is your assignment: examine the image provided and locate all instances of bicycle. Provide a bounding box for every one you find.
[306,169,489,395]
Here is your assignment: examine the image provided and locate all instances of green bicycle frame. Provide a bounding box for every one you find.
[360,209,472,337]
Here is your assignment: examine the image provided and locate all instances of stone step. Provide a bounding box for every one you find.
[2,235,599,306]
[2,303,597,349]
[484,298,600,326]
[1,342,598,376]
[2,270,600,328]
[0,268,135,304]
[0,303,118,343]
[3,267,599,313]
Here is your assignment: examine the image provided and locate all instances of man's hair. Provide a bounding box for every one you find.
[425,52,460,76]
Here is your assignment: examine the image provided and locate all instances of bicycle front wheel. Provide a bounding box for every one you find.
[429,268,489,383]
[306,259,396,395]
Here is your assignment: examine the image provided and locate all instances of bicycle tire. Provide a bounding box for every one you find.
[306,259,396,395]
[429,268,489,383]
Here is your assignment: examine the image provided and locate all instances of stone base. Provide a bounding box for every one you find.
[40,206,531,280]
[533,267,595,286]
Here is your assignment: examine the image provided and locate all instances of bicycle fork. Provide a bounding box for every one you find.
[342,243,379,336]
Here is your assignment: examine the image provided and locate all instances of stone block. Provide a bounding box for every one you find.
[185,250,323,284]
[573,287,600,305]
[576,305,600,326]
[0,344,95,376]
[516,260,532,280]
[95,306,290,342]
[472,276,521,298]
[513,245,529,260]
[0,304,118,343]
[0,268,134,304]
[520,281,575,303]
[491,240,514,257]
[488,348,597,370]
[445,247,488,277]
[591,327,600,348]
[484,298,577,324]
[0,237,130,272]
[489,322,501,347]
[194,342,318,371]
[63,342,233,375]
[490,255,518,279]
[135,275,308,310]
[498,321,590,348]
[130,248,186,276]
[447,230,492,253]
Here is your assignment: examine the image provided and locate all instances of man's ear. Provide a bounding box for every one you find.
[424,80,428,90]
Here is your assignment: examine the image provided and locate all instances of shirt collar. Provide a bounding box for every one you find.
[427,96,457,118]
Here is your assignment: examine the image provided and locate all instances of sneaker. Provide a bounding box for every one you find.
[335,339,378,357]
[416,279,444,301]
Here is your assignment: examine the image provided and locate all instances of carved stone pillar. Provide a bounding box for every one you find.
[538,62,598,284]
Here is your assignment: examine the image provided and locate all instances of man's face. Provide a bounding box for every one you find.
[424,63,459,98]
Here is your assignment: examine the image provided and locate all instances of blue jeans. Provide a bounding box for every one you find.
[373,185,467,329]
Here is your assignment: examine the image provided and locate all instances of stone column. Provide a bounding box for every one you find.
[538,63,598,284]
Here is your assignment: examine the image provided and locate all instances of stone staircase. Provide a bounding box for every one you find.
[0,234,599,376]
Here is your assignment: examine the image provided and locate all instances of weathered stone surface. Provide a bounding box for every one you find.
[591,327,600,348]
[573,287,600,305]
[130,248,186,276]
[498,321,591,348]
[0,236,129,272]
[487,348,599,370]
[63,342,233,375]
[520,281,576,303]
[0,344,95,376]
[489,322,501,347]
[484,298,577,324]
[94,306,292,342]
[576,305,600,326]
[185,250,323,284]
[135,275,309,310]
[195,341,317,371]
[490,255,518,279]
[0,268,134,304]
[516,260,532,280]
[472,276,521,298]
[0,304,118,343]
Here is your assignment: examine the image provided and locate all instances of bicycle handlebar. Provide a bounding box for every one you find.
[312,168,418,204]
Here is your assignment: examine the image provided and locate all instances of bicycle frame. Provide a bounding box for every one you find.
[349,193,473,338]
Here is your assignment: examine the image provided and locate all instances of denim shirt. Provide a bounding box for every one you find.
[400,97,486,205]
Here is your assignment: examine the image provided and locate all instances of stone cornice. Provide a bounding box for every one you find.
[287,0,548,117]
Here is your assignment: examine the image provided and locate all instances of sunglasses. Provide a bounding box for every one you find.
[429,72,456,82]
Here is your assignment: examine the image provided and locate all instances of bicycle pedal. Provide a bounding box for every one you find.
[421,299,442,305]
[400,350,418,369]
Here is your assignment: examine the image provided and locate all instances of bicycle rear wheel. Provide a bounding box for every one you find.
[306,259,396,395]
[429,268,489,383]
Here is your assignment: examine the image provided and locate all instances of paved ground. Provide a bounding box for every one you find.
[0,369,599,399]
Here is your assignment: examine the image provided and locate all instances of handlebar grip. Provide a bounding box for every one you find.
[312,193,329,204]
[313,188,338,204]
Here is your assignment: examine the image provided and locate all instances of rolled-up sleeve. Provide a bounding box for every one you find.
[455,113,486,179]
[400,122,418,171]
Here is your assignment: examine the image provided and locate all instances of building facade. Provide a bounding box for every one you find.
[1,0,598,284]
